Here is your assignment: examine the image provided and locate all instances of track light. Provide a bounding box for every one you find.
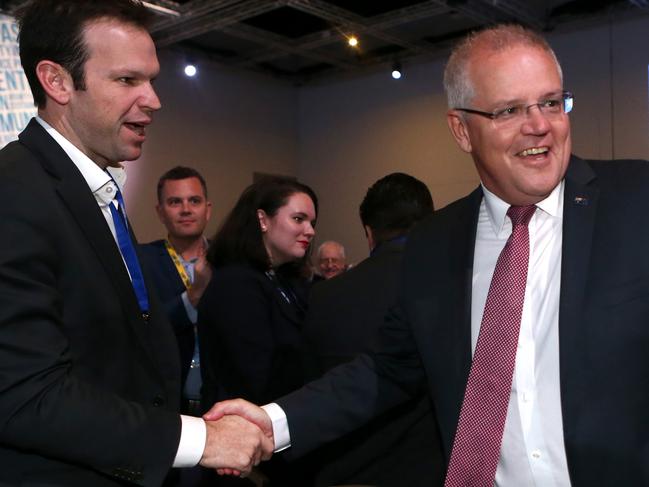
[184,64,197,77]
[347,35,359,47]
[391,62,402,80]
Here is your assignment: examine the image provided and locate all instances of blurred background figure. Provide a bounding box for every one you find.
[303,172,443,487]
[198,176,318,486]
[316,240,347,280]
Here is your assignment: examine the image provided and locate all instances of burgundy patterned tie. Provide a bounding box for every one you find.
[444,205,536,487]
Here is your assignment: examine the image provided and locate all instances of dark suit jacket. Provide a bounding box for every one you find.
[198,263,310,407]
[277,156,649,486]
[303,240,444,487]
[0,120,181,486]
[198,263,313,486]
[140,239,195,387]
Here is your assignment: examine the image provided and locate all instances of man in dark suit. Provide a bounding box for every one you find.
[0,1,270,485]
[304,172,441,487]
[208,24,649,486]
[141,166,213,417]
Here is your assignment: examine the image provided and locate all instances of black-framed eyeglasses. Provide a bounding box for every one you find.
[454,91,574,127]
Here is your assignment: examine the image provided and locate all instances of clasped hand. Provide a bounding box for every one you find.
[199,399,274,477]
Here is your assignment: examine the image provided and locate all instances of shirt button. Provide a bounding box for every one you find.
[531,449,542,459]
[522,391,531,402]
[152,395,165,407]
[106,186,113,193]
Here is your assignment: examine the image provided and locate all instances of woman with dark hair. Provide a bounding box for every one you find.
[197,176,317,486]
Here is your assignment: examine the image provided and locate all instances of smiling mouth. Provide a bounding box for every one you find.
[518,146,549,157]
[124,122,146,136]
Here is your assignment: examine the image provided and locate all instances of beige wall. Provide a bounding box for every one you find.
[124,50,299,244]
[298,15,649,263]
[121,14,649,264]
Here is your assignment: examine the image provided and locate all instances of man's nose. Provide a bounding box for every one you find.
[521,104,551,135]
[141,82,161,113]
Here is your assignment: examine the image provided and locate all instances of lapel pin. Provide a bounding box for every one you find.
[573,196,589,206]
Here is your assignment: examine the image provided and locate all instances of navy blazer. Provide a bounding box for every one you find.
[198,263,310,407]
[0,120,181,486]
[140,239,196,388]
[278,156,649,486]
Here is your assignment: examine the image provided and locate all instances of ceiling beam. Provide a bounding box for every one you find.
[153,0,285,47]
[235,1,451,72]
[223,23,356,69]
[287,0,440,56]
[439,0,544,30]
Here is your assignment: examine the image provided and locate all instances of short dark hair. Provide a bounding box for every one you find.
[157,166,208,203]
[359,172,434,245]
[207,176,318,276]
[15,0,152,108]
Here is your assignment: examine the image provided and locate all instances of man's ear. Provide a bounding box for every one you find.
[35,60,74,105]
[155,203,164,223]
[447,110,473,154]
[364,225,375,251]
[205,200,212,222]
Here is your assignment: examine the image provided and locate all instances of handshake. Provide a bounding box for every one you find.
[199,399,275,477]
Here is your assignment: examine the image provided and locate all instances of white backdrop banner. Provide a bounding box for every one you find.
[0,13,36,148]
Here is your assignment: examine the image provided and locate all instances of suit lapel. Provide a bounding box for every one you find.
[558,156,598,464]
[426,187,482,452]
[19,120,160,367]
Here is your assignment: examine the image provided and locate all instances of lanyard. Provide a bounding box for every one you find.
[164,240,192,290]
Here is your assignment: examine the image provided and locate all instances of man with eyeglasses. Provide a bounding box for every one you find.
[206,24,648,486]
[316,240,347,280]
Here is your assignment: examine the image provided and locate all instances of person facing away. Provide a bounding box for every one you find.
[140,166,213,417]
[0,1,271,485]
[206,23,649,487]
[316,240,347,280]
[304,172,442,487]
[198,176,318,486]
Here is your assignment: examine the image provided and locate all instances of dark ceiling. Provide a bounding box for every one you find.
[4,0,649,83]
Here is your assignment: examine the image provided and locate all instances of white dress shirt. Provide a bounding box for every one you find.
[270,183,574,487]
[474,184,571,487]
[35,117,206,468]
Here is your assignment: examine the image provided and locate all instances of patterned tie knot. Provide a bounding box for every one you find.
[507,205,536,228]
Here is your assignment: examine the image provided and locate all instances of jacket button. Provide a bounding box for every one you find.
[153,395,165,407]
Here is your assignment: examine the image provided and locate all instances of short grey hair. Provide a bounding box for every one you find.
[317,240,346,259]
[443,24,563,109]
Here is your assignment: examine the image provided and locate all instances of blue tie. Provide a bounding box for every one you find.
[108,188,150,316]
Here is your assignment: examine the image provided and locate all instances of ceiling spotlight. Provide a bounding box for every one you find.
[184,64,197,77]
[347,35,359,47]
[391,62,402,80]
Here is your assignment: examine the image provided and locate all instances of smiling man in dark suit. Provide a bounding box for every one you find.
[141,166,213,417]
[0,1,270,485]
[208,24,649,486]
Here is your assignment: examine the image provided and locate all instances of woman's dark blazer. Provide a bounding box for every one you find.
[197,263,310,408]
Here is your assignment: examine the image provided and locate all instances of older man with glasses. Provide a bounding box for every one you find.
[207,24,649,487]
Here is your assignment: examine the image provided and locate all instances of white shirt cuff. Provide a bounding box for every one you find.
[172,415,206,467]
[181,291,198,323]
[262,403,291,452]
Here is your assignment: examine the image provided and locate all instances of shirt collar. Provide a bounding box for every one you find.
[481,180,564,235]
[35,117,127,203]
